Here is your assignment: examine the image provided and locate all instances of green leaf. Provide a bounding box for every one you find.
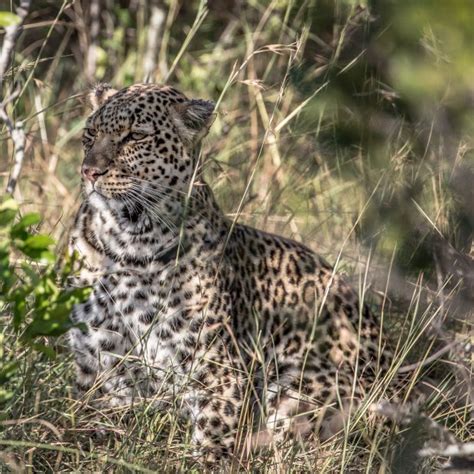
[30,342,56,359]
[12,297,27,329]
[15,234,55,262]
[21,234,55,249]
[0,12,21,27]
[56,286,92,305]
[0,209,16,227]
[20,262,40,286]
[10,213,41,239]
[8,286,31,329]
[0,247,13,294]
[0,198,18,212]
[23,286,91,340]
[0,198,18,228]
[0,388,13,404]
[0,361,18,385]
[23,316,73,339]
[60,250,82,285]
[14,212,41,229]
[9,288,29,331]
[21,248,55,262]
[24,304,73,339]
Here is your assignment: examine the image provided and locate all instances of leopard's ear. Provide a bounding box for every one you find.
[171,99,216,145]
[88,83,118,111]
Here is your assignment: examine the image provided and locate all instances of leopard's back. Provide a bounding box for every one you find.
[228,223,393,383]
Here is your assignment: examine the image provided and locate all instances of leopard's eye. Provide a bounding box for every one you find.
[84,128,97,137]
[82,128,97,147]
[129,132,148,141]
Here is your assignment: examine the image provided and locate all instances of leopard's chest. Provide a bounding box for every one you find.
[76,263,204,372]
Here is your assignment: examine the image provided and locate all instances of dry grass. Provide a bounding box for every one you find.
[0,1,472,472]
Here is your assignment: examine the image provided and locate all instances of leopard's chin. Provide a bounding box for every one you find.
[84,183,118,205]
[87,185,108,200]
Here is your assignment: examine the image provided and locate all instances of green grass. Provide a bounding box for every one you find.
[0,0,472,471]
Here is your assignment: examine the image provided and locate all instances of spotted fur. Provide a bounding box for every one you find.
[69,83,396,461]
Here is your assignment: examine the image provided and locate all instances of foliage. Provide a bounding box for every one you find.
[0,12,20,28]
[0,197,89,404]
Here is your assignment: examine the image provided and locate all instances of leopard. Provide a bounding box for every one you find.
[68,83,401,464]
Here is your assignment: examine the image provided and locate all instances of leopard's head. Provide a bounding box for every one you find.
[81,83,215,210]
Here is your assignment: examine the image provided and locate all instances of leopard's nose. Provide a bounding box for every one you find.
[82,165,107,183]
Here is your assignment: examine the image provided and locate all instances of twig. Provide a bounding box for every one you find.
[0,0,30,90]
[2,107,25,194]
[0,0,31,195]
[398,340,459,374]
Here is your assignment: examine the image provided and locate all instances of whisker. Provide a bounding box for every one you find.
[127,189,177,236]
[123,179,223,239]
[128,176,189,196]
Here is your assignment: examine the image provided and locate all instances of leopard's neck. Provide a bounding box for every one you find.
[78,180,228,271]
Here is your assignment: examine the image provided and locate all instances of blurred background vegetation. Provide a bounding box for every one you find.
[0,0,472,471]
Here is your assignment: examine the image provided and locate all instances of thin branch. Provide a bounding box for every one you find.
[398,340,459,374]
[1,103,26,194]
[0,0,31,195]
[0,0,30,91]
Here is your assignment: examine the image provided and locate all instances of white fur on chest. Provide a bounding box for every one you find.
[70,194,208,394]
[81,262,201,378]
